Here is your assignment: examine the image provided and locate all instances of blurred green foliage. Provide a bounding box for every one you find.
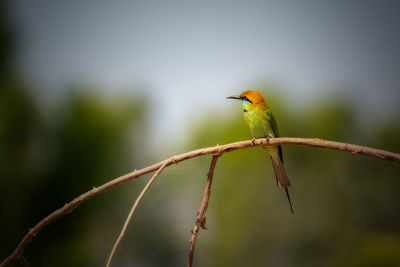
[181,91,400,267]
[0,84,149,266]
[1,2,400,266]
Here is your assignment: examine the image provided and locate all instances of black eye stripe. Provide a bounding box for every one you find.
[240,96,253,103]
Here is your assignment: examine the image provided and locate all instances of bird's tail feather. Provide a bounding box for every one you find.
[284,187,294,214]
[270,155,291,187]
[269,151,293,213]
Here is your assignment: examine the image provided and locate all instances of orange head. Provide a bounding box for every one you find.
[227,90,268,109]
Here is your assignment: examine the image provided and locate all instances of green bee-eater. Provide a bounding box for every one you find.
[227,90,293,213]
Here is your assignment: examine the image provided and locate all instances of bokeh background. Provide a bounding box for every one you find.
[1,1,400,266]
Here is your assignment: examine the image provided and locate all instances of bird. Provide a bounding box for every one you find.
[227,90,293,213]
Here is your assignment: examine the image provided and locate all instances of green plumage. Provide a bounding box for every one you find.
[228,90,293,213]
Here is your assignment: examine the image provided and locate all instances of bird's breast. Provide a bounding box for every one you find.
[243,109,272,138]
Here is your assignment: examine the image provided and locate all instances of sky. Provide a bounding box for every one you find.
[6,0,400,143]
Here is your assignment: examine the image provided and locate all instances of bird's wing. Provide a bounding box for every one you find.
[266,110,280,137]
[266,109,284,163]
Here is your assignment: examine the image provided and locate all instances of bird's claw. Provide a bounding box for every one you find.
[251,138,257,145]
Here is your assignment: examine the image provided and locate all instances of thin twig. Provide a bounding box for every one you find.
[18,255,30,267]
[188,154,220,267]
[106,161,169,267]
[1,137,399,266]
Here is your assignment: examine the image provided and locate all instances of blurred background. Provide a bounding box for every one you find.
[1,0,400,266]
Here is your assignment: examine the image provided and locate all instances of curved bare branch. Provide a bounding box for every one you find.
[106,161,168,267]
[1,137,399,266]
[188,154,220,267]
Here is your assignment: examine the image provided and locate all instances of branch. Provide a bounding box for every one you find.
[188,154,220,267]
[1,137,399,266]
[106,161,168,267]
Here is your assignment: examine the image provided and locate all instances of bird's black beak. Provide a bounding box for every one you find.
[226,95,240,100]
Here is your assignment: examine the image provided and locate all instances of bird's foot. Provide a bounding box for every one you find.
[251,138,257,145]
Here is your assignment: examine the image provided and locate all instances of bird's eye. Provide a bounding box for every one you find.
[240,96,252,103]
